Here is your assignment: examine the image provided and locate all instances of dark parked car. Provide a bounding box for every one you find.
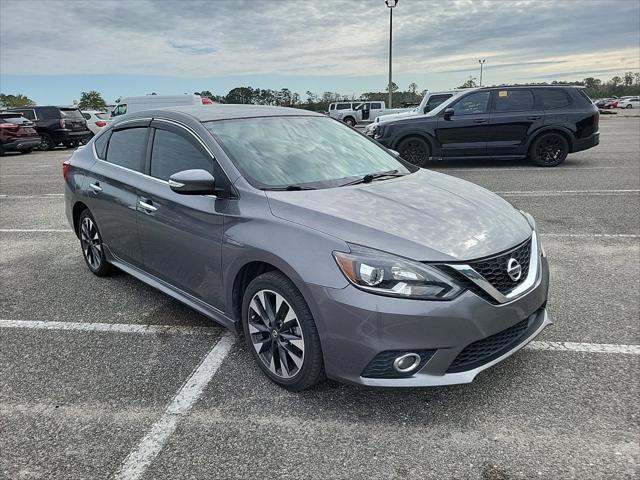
[7,106,91,151]
[368,86,600,167]
[64,105,550,391]
[0,112,40,156]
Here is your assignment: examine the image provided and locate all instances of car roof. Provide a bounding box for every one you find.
[155,104,324,122]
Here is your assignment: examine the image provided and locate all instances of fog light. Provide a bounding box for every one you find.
[392,353,422,373]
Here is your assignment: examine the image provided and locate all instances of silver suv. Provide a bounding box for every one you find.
[64,105,551,391]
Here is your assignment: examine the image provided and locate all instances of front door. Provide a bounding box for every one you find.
[435,90,491,157]
[136,122,228,311]
[486,88,543,157]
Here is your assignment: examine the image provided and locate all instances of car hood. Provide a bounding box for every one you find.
[266,169,532,262]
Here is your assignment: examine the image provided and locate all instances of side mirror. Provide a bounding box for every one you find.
[443,107,455,119]
[169,169,217,195]
[388,149,400,158]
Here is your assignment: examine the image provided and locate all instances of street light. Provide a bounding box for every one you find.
[385,0,398,108]
[478,58,486,87]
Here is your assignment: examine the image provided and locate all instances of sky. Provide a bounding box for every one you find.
[1,0,639,105]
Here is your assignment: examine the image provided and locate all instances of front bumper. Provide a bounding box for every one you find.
[308,256,550,387]
[573,132,599,153]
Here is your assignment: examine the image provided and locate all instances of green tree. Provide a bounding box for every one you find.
[385,82,399,93]
[623,72,634,87]
[0,93,36,108]
[610,76,622,87]
[77,90,107,110]
[458,76,477,89]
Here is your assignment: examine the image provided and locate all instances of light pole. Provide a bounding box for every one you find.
[478,58,486,87]
[385,0,398,108]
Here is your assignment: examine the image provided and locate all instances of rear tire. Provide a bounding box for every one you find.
[242,271,325,391]
[397,136,431,167]
[530,133,569,167]
[38,134,55,151]
[78,209,116,277]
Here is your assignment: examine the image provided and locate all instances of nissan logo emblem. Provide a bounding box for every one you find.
[506,258,522,281]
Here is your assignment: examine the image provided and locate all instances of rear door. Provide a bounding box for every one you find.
[84,121,150,267]
[435,90,491,157]
[486,88,542,157]
[135,120,229,311]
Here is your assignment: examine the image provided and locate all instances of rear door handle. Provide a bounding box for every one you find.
[473,119,488,123]
[89,182,102,192]
[138,200,157,213]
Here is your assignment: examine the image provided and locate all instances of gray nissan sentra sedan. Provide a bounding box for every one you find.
[64,105,551,391]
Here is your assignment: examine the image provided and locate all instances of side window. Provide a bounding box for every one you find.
[451,91,490,115]
[105,128,147,171]
[493,89,534,112]
[39,107,60,120]
[535,89,571,109]
[370,102,382,109]
[82,113,91,120]
[425,94,451,112]
[112,104,127,116]
[336,103,350,110]
[150,129,213,181]
[93,130,111,159]
[10,109,35,120]
[329,104,335,111]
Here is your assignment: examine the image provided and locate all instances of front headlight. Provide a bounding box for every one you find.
[333,245,463,300]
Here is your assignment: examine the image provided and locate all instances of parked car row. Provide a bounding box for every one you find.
[594,96,639,109]
[365,85,599,167]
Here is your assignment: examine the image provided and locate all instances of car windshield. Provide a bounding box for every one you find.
[205,116,413,189]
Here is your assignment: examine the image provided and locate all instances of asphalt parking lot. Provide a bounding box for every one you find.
[1,116,639,480]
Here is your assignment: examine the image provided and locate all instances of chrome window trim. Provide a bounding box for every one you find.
[445,231,540,305]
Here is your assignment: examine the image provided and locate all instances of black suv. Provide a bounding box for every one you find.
[7,106,91,151]
[368,86,599,167]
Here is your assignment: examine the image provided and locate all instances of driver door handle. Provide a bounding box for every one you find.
[473,118,488,123]
[138,200,157,213]
[89,182,102,192]
[527,115,542,120]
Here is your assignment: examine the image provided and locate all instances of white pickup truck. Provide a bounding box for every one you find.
[330,101,413,127]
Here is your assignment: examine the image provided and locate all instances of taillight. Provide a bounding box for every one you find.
[95,121,106,127]
[202,97,213,105]
[63,160,71,182]
[60,118,66,128]
[0,123,18,129]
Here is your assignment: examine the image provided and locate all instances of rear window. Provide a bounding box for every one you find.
[0,113,25,123]
[494,89,534,112]
[96,112,108,119]
[105,128,148,171]
[535,89,571,109]
[60,108,84,119]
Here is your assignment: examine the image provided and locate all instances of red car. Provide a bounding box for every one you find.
[0,112,40,156]
[602,99,618,109]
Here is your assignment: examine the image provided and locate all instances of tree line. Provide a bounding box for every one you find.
[2,72,638,111]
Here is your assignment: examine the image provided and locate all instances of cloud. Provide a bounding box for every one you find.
[0,0,638,85]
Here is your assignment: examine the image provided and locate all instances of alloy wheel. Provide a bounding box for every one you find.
[536,135,566,165]
[80,216,102,270]
[399,139,428,166]
[247,289,305,379]
[38,135,54,151]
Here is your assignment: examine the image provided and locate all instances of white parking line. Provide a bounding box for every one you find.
[540,233,639,238]
[0,229,71,233]
[0,319,220,335]
[0,194,63,199]
[526,341,640,355]
[496,189,639,196]
[113,332,235,480]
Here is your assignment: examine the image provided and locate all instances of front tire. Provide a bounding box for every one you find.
[626,104,633,109]
[242,271,325,391]
[530,133,569,167]
[78,209,115,277]
[397,136,431,167]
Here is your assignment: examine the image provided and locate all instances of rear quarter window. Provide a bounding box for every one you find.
[535,89,571,109]
[93,130,111,159]
[370,102,382,109]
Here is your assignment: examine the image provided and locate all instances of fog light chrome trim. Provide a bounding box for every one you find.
[392,353,422,373]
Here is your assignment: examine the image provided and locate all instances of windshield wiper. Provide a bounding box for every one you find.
[339,169,405,187]
[263,185,317,191]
